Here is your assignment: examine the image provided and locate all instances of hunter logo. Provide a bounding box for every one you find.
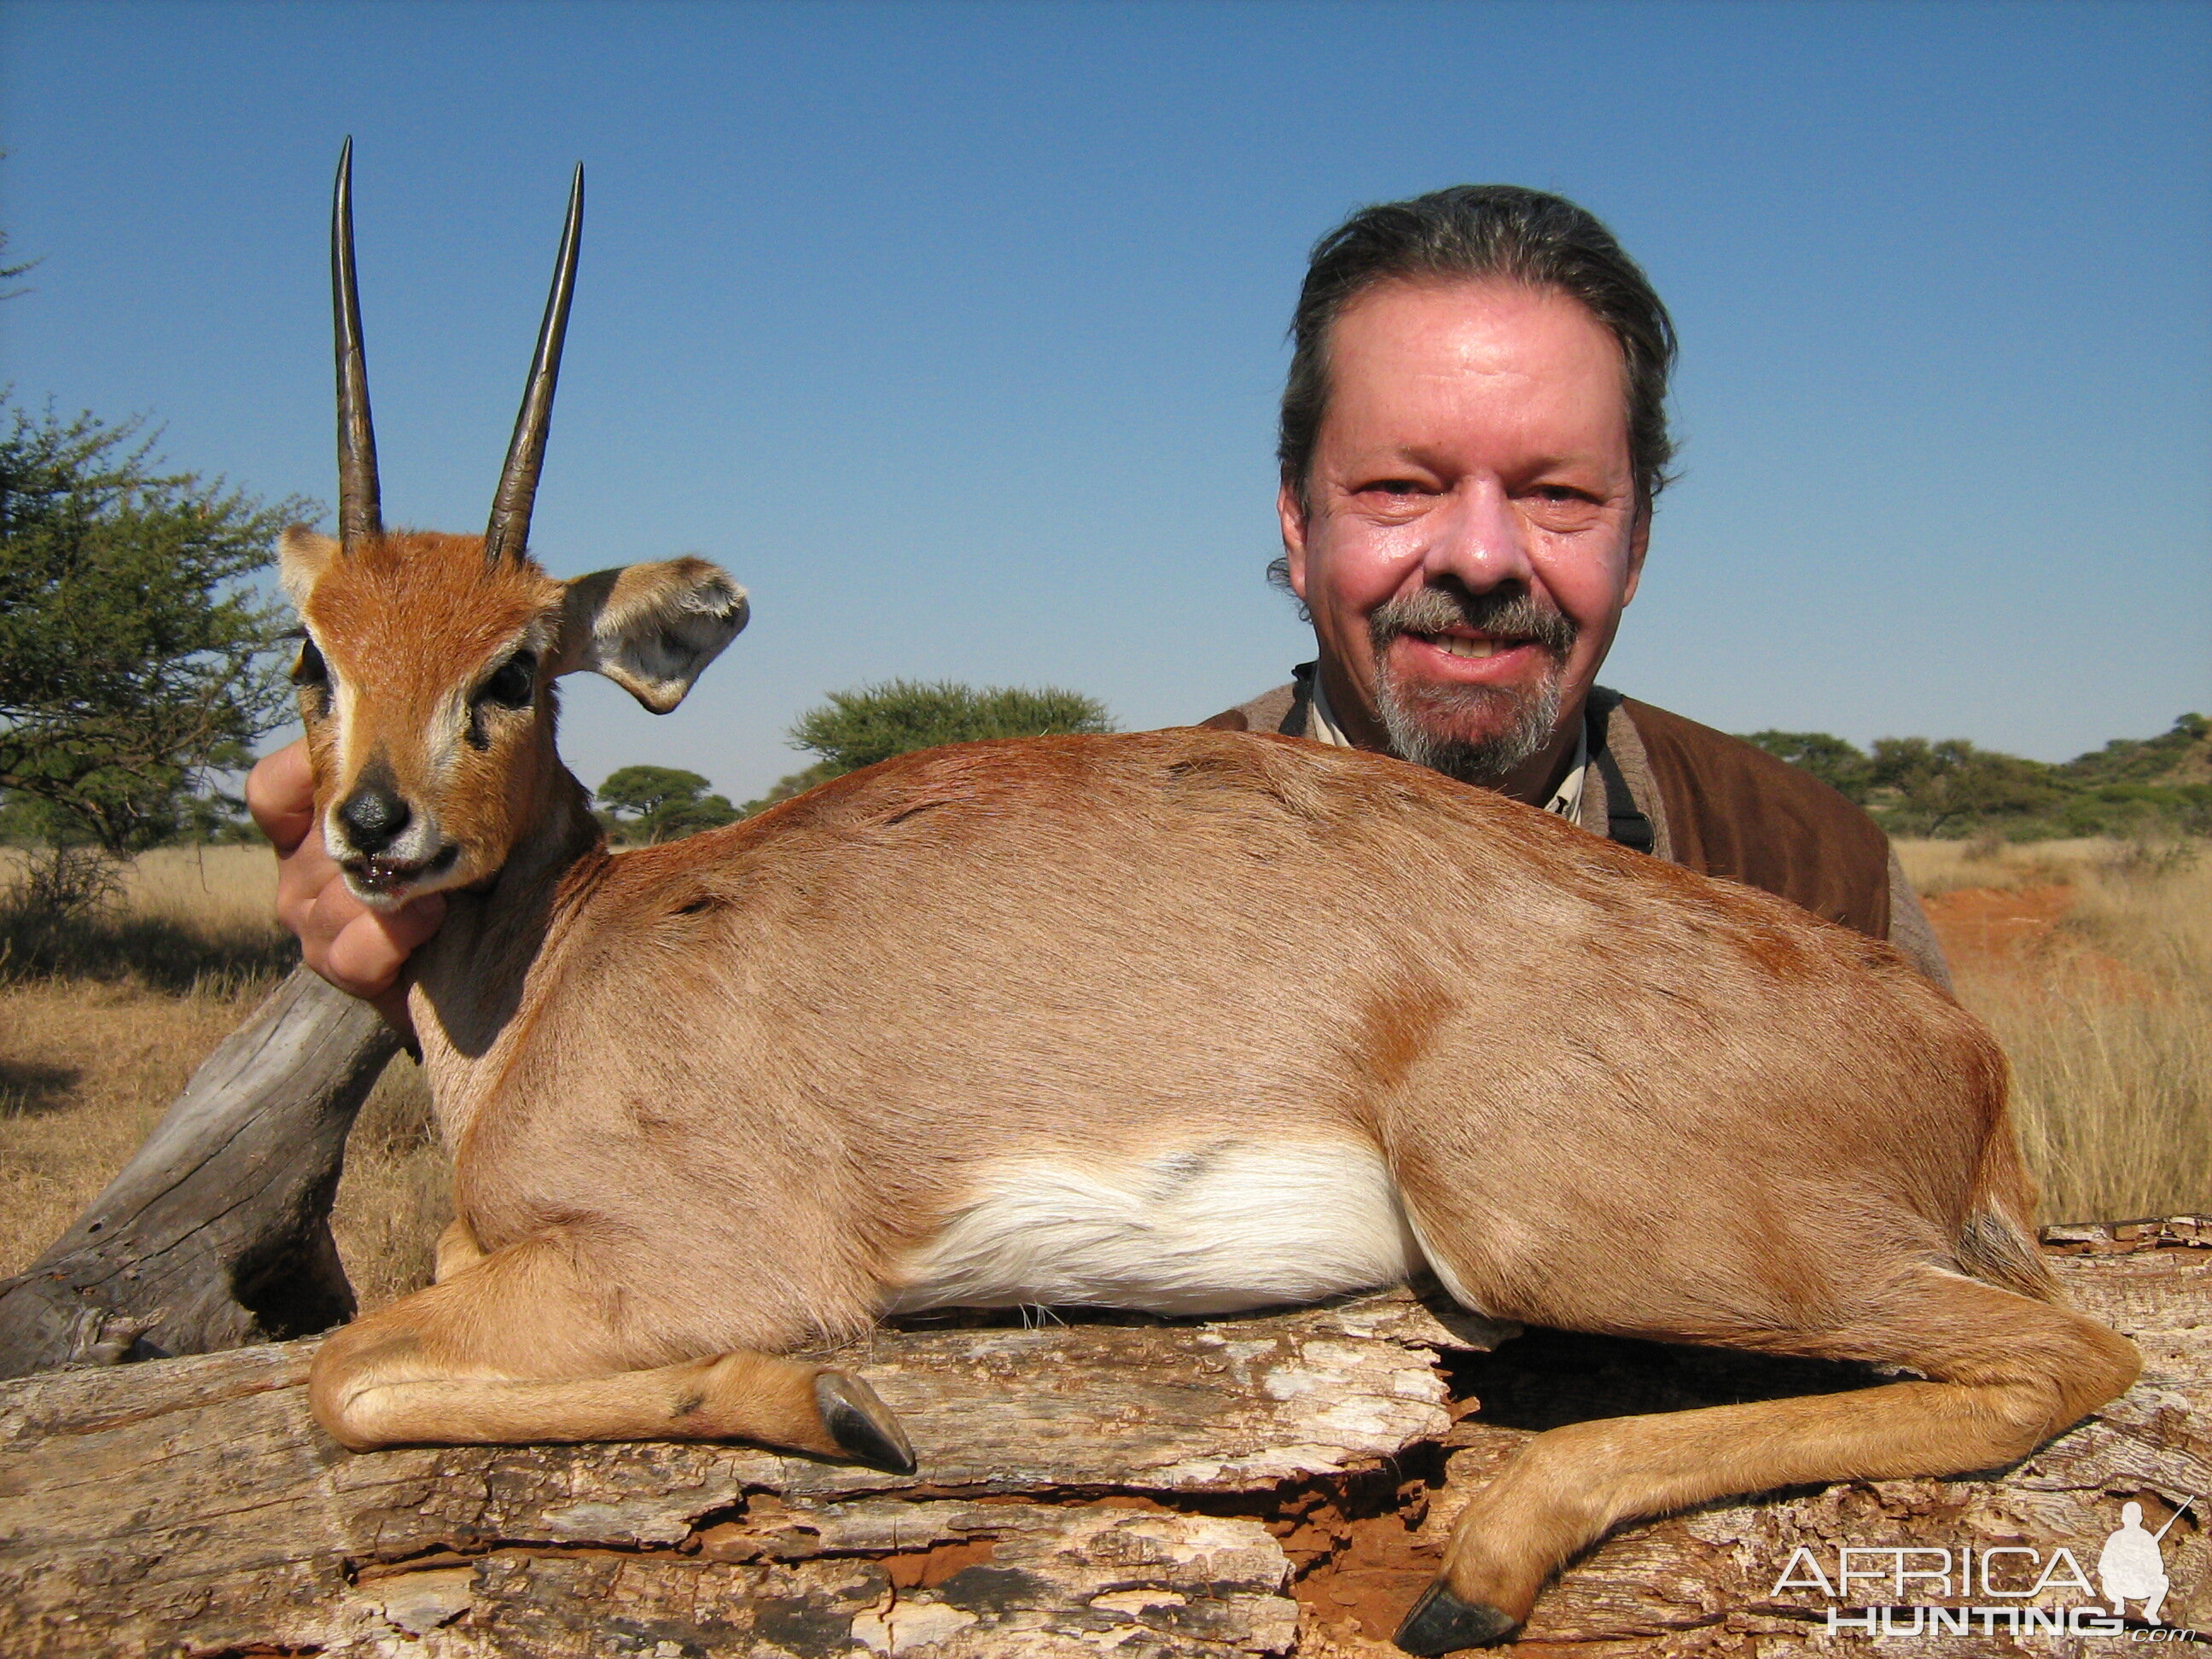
[2102,1500,2187,1625]
[1768,1493,2199,1640]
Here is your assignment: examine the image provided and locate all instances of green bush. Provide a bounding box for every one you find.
[0,399,299,853]
[595,766,741,845]
[1744,714,2210,841]
[742,679,1115,814]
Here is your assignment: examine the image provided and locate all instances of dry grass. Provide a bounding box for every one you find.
[0,977,259,1273]
[0,844,298,992]
[1892,835,2124,896]
[1897,837,2212,1223]
[117,845,293,936]
[1995,856,2211,1223]
[332,1053,452,1310]
[0,847,451,1308]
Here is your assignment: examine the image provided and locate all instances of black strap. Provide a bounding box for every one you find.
[1593,740,1656,855]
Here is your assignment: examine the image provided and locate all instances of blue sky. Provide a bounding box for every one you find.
[4,0,2207,802]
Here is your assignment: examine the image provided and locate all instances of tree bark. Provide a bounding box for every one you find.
[0,965,398,1378]
[2,1249,2205,1657]
[0,1288,1494,1657]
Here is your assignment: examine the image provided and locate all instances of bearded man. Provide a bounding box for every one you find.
[249,183,1948,1010]
[1199,185,1949,984]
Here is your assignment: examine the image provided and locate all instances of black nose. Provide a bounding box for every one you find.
[337,783,411,856]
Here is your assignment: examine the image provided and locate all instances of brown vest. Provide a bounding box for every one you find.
[1198,677,1891,942]
[1614,696,1889,939]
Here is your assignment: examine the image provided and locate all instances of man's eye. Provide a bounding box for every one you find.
[479,652,537,709]
[1359,480,1429,498]
[292,639,329,685]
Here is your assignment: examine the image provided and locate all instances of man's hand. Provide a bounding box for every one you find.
[247,740,444,1039]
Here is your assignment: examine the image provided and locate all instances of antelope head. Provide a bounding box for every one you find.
[282,142,748,910]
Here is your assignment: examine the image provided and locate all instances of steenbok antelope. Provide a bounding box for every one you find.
[293,145,2137,1652]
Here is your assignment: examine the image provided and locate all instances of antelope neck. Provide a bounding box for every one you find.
[408,763,606,1142]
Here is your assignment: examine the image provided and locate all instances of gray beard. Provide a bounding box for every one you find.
[1368,588,1576,788]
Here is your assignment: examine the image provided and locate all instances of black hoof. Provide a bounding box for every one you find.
[1394,1580,1521,1653]
[814,1371,917,1474]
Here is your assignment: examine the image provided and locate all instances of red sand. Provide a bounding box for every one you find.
[1922,882,2077,974]
[1921,882,2147,998]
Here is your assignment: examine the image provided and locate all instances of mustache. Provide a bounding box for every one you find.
[1369,586,1578,660]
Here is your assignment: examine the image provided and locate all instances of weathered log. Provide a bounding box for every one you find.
[2,1251,2206,1656]
[0,966,398,1378]
[1382,1240,2212,1657]
[0,1287,1494,1656]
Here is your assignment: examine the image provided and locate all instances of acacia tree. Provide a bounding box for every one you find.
[789,679,1114,773]
[1742,731,1873,803]
[738,680,1115,813]
[595,765,739,844]
[1866,736,2061,838]
[0,221,34,300]
[0,399,298,856]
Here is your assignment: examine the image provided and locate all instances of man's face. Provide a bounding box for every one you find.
[1281,277,1648,799]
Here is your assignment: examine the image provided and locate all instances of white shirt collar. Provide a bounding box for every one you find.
[1545,725,1590,824]
[1305,671,1357,750]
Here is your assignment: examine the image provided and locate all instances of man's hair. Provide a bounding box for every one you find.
[1277,184,1679,516]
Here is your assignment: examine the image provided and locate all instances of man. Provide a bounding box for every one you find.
[1197,185,1949,983]
[250,183,1947,1008]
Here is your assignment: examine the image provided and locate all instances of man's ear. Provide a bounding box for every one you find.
[555,557,749,713]
[279,526,341,608]
[1621,503,1651,608]
[1276,480,1312,602]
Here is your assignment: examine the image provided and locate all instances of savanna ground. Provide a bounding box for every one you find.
[1,835,2207,1313]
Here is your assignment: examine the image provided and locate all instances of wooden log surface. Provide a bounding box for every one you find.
[3,1243,2208,1657]
[0,1288,1491,1657]
[0,967,398,1380]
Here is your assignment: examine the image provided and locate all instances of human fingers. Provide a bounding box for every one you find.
[312,886,446,1002]
[274,820,348,950]
[246,740,317,855]
[329,899,440,1045]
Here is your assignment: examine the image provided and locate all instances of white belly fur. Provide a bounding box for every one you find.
[884,1138,1423,1317]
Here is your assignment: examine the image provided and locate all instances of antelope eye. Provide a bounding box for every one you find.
[292,638,329,686]
[480,651,537,709]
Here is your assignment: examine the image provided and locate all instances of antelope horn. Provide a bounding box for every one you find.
[485,163,584,565]
[331,137,383,548]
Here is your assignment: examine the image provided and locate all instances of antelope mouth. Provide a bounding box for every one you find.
[344,843,459,902]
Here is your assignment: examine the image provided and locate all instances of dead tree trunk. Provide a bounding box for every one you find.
[0,965,397,1378]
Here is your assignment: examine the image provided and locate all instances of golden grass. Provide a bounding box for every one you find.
[0,977,256,1272]
[0,843,282,929]
[0,844,298,992]
[1892,835,2120,896]
[1896,837,2212,1223]
[332,1054,452,1310]
[1984,855,2211,1223]
[114,845,290,936]
[0,847,451,1308]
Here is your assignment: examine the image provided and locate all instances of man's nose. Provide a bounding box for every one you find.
[1418,481,1534,593]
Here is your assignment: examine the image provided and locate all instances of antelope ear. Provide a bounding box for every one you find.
[278,526,341,607]
[555,557,749,713]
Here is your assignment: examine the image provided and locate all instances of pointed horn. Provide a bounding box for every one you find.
[330,138,383,548]
[485,163,583,565]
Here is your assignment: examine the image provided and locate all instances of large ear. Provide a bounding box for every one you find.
[278,526,341,608]
[555,556,748,713]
